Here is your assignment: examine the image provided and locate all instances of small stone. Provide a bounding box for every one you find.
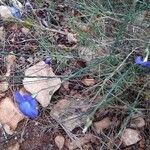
[121,128,142,146]
[81,78,96,86]
[55,135,65,150]
[130,116,145,128]
[94,117,111,134]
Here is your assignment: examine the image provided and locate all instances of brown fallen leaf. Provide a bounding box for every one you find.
[0,26,5,41]
[50,99,82,131]
[130,116,145,128]
[65,134,96,150]
[5,52,16,76]
[55,135,65,150]
[121,128,142,146]
[7,142,20,150]
[75,22,90,32]
[0,81,9,93]
[0,6,14,19]
[82,78,96,86]
[23,61,61,107]
[21,27,30,35]
[0,97,24,134]
[62,81,70,91]
[67,33,77,43]
[94,117,111,134]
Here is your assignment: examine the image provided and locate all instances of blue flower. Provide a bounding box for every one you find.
[44,57,52,65]
[13,91,38,119]
[135,56,150,68]
[10,7,22,19]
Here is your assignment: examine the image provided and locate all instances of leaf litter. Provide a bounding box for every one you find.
[0,0,149,150]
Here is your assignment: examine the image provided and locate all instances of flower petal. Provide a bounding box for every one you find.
[141,61,150,68]
[13,91,38,119]
[13,91,24,104]
[19,102,38,119]
[10,7,21,19]
[135,56,143,65]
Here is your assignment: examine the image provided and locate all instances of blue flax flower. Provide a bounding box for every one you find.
[10,7,22,19]
[135,48,150,68]
[44,57,52,65]
[135,56,150,68]
[13,92,38,119]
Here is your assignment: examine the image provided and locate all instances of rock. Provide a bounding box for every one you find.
[65,134,96,150]
[23,61,61,107]
[81,78,96,86]
[0,97,24,134]
[121,128,142,146]
[94,117,111,134]
[55,135,65,150]
[130,116,145,128]
[50,99,82,131]
[7,142,20,150]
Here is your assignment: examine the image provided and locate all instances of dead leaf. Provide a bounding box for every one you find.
[62,81,70,91]
[21,27,30,35]
[121,128,142,146]
[0,26,5,41]
[130,116,145,128]
[0,97,24,134]
[67,33,77,43]
[55,135,65,150]
[7,142,20,150]
[94,117,111,134]
[78,47,96,62]
[50,99,82,131]
[50,99,70,119]
[75,22,90,32]
[65,134,96,150]
[0,6,15,19]
[11,0,23,11]
[23,61,61,107]
[78,46,106,62]
[82,78,96,86]
[5,53,16,76]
